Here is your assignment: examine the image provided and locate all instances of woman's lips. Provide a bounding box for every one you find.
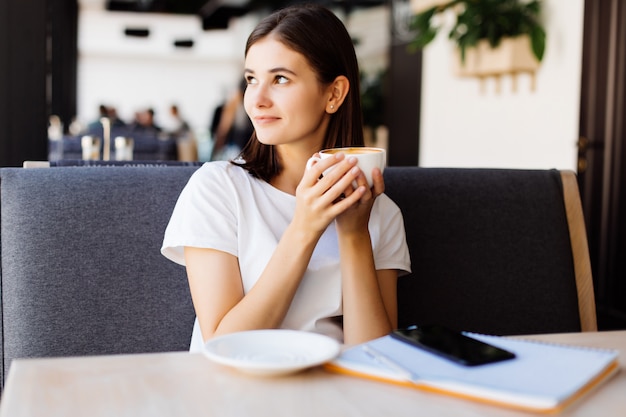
[253,116,280,125]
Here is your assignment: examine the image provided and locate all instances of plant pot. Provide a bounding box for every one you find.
[410,0,449,14]
[452,35,540,92]
[453,35,540,77]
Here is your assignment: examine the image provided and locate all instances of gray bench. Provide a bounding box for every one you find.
[0,165,595,390]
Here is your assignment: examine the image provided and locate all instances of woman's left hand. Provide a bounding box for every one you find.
[335,166,384,235]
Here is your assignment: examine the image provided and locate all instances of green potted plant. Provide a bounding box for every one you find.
[410,0,546,77]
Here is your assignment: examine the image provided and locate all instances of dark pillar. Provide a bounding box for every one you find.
[50,1,79,132]
[0,0,77,167]
[386,0,421,167]
[0,0,48,167]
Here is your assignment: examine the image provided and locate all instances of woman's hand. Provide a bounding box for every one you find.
[294,152,367,237]
[335,166,384,235]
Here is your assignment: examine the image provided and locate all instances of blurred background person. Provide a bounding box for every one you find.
[210,79,253,161]
[167,103,197,161]
[167,104,191,139]
[129,107,162,136]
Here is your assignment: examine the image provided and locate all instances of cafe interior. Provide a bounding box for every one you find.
[0,0,625,415]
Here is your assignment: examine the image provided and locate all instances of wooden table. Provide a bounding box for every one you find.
[1,331,624,417]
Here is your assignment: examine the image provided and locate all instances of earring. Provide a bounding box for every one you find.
[330,105,335,110]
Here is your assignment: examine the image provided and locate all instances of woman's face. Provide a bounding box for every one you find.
[243,35,332,149]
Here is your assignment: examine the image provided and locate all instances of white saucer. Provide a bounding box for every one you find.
[203,329,341,376]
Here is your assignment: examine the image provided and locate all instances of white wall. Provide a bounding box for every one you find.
[418,0,585,170]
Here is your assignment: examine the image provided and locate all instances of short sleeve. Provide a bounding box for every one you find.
[371,194,412,276]
[161,163,239,266]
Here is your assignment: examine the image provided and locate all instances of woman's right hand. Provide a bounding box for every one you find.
[293,152,367,237]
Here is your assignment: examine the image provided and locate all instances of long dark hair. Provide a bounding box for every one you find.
[233,4,364,182]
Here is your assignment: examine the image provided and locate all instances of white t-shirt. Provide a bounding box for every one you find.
[161,161,411,351]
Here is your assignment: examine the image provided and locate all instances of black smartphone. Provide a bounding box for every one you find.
[390,324,516,366]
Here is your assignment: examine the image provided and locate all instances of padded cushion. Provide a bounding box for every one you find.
[384,167,581,336]
[0,166,199,385]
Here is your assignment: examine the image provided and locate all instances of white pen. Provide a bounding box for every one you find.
[362,345,420,383]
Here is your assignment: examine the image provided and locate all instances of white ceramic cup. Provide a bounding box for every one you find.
[306,147,386,187]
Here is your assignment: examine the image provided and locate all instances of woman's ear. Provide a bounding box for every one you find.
[326,75,349,114]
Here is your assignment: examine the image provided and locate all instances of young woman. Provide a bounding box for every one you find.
[162,4,410,350]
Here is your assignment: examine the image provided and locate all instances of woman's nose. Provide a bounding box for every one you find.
[247,83,271,108]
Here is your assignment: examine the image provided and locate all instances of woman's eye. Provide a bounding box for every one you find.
[276,75,289,84]
[246,76,257,85]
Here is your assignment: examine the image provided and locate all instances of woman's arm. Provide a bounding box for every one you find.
[336,167,397,345]
[184,221,318,341]
[338,232,398,345]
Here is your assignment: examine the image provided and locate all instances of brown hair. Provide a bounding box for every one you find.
[233,4,364,182]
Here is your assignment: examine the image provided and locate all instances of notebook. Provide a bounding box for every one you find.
[325,333,620,414]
